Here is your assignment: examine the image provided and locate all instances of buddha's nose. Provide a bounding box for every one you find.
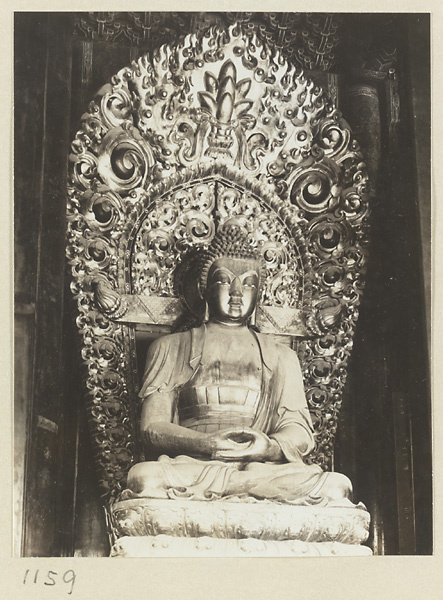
[229,277,243,297]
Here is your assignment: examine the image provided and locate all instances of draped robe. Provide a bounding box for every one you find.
[128,325,351,505]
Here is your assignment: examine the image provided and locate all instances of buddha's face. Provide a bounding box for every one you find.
[205,257,260,326]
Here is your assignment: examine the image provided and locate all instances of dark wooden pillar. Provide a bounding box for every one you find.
[399,13,432,555]
[335,14,431,555]
[14,13,74,556]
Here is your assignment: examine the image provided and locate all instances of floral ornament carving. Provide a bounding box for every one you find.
[96,125,155,194]
[90,276,128,319]
[196,59,266,165]
[67,24,370,499]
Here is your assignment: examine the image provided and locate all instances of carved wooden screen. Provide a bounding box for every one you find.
[66,25,370,502]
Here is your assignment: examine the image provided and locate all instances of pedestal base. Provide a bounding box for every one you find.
[111,497,370,545]
[111,535,372,557]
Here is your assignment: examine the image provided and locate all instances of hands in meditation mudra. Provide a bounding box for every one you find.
[127,226,353,506]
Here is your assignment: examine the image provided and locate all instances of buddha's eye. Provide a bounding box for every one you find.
[213,272,231,285]
[243,276,258,288]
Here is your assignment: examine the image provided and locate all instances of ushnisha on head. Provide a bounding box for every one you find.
[196,226,264,326]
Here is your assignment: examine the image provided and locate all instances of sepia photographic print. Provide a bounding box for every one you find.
[13,7,433,580]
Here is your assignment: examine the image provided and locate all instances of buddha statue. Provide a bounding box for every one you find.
[126,225,353,507]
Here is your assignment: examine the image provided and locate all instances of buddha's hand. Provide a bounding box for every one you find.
[210,427,277,462]
[206,428,252,459]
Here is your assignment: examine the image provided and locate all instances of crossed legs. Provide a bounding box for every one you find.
[127,456,353,504]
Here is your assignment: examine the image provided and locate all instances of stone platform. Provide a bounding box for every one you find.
[111,535,373,557]
[110,497,371,552]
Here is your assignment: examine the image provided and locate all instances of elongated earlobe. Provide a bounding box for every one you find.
[203,301,210,323]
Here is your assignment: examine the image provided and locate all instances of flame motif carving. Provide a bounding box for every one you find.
[66,24,370,498]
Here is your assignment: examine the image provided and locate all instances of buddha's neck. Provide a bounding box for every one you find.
[206,320,250,334]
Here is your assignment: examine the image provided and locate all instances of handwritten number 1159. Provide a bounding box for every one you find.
[23,569,76,595]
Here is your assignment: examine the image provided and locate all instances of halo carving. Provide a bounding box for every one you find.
[67,24,370,499]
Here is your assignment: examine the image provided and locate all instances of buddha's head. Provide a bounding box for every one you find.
[196,226,263,326]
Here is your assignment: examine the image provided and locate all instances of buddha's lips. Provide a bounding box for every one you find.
[229,299,243,306]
